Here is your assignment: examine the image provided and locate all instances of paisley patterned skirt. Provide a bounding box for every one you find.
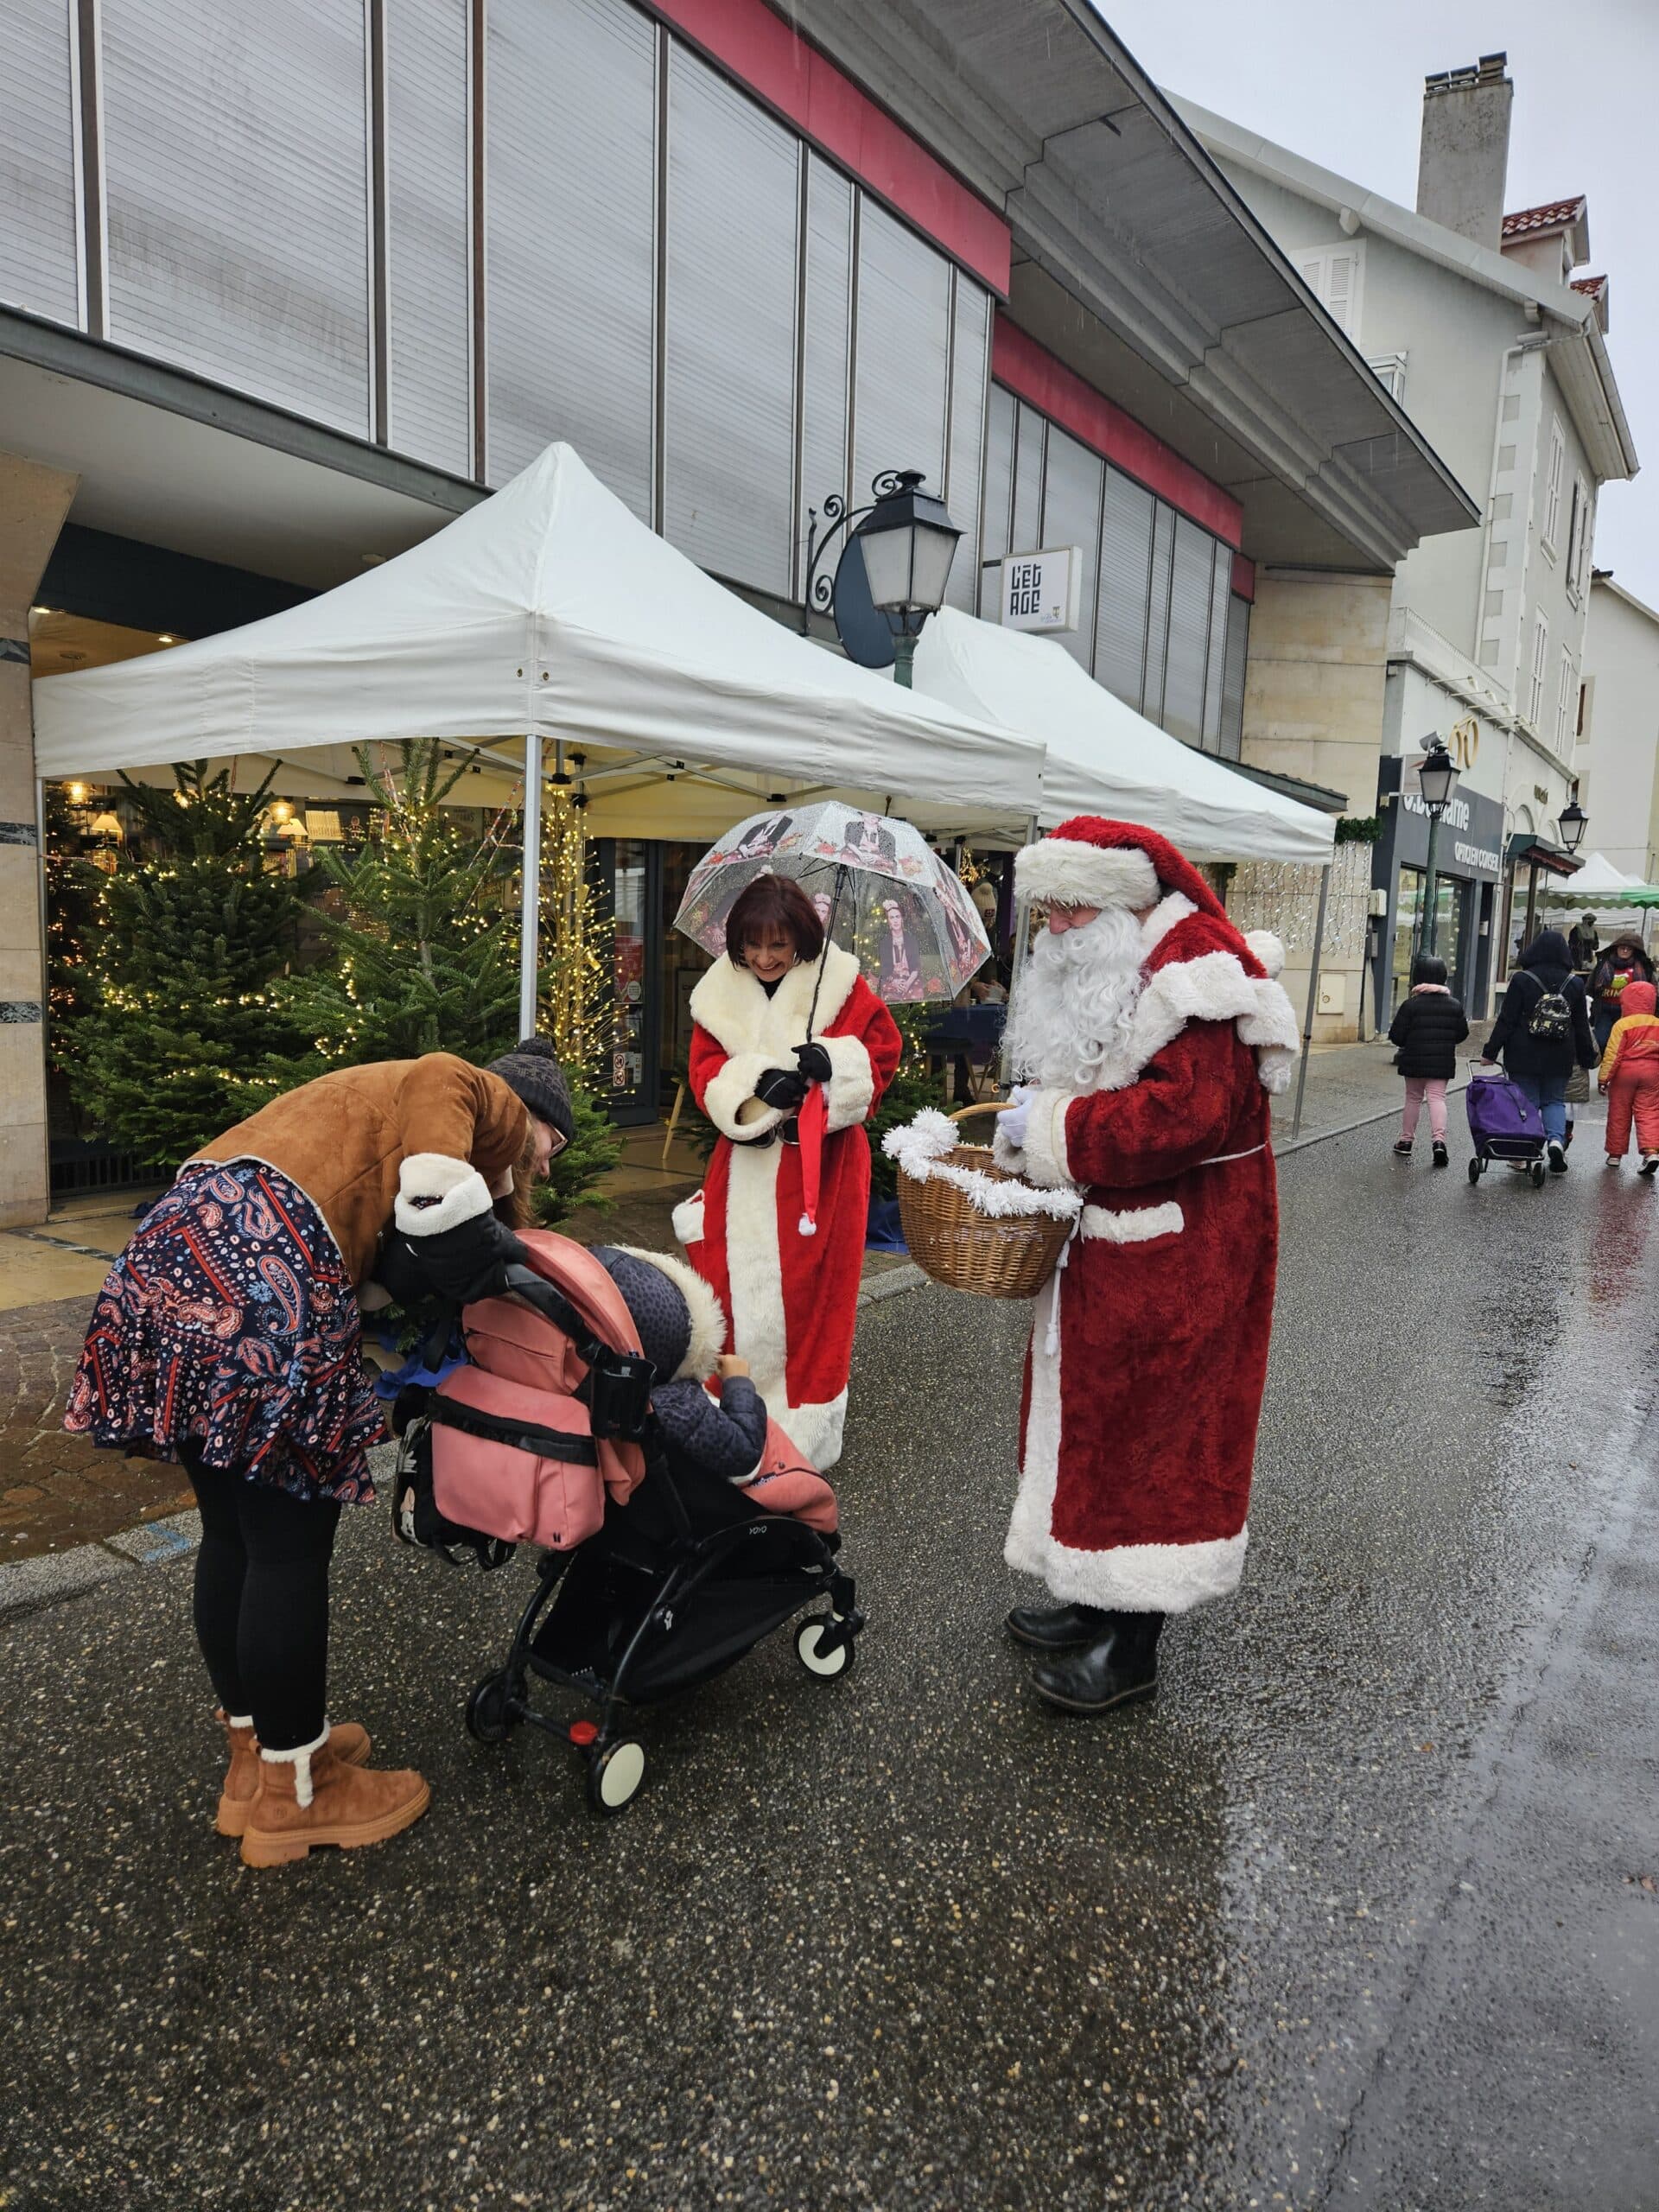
[64,1160,387,1506]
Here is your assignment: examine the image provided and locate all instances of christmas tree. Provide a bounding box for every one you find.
[68,762,302,1171]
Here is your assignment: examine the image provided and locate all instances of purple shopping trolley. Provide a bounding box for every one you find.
[1465,1067,1547,1188]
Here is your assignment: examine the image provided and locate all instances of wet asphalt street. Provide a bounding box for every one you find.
[3,1113,1658,2211]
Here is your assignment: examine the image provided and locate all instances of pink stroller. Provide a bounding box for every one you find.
[391,1230,861,1815]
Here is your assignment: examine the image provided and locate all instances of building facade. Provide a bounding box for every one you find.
[3,0,1472,1221]
[1576,574,1659,887]
[1178,54,1639,1020]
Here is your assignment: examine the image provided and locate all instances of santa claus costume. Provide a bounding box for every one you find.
[993,817,1300,1713]
[678,943,901,1467]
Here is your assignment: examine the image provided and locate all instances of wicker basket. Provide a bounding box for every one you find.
[894,1103,1075,1300]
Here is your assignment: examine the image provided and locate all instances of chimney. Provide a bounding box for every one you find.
[1416,54,1512,252]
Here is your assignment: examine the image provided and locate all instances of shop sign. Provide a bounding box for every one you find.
[1001,547,1082,634]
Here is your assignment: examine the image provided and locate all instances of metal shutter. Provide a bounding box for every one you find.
[662,46,798,595]
[1201,543,1231,751]
[1009,402,1043,556]
[798,156,853,597]
[1095,468,1154,710]
[1141,502,1176,726]
[385,0,472,476]
[1161,516,1213,746]
[978,382,1014,617]
[486,0,655,511]
[1038,424,1103,671]
[852,198,950,505]
[943,277,990,613]
[1220,594,1249,761]
[101,0,370,435]
[2,0,79,324]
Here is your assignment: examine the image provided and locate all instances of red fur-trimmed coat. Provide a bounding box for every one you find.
[678,945,901,1469]
[995,894,1300,1613]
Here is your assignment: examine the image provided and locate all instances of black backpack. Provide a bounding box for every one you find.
[1527,974,1573,1041]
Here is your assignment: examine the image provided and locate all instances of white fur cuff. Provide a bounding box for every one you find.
[395,1154,493,1237]
[1018,1090,1077,1190]
[819,1034,874,1134]
[703,1052,785,1142]
[257,1723,331,1808]
[1016,838,1158,913]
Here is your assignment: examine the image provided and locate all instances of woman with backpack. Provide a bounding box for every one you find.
[1481,930,1597,1173]
[1389,953,1470,1166]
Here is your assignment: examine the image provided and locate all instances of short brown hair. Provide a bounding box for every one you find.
[725,872,824,967]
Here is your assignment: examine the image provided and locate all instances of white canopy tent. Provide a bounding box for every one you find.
[32,444,1045,1028]
[912,607,1338,1129]
[1538,851,1659,906]
[911,608,1333,863]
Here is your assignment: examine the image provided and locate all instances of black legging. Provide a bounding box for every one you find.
[184,1459,341,1752]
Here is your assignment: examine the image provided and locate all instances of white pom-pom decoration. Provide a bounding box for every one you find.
[798,1214,817,1236]
[1244,929,1285,979]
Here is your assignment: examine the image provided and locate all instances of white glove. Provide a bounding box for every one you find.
[999,1085,1034,1151]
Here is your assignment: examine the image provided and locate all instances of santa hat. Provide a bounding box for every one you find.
[1015,817,1230,924]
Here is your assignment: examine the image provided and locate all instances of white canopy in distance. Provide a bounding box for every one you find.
[31,443,1045,820]
[911,608,1334,865]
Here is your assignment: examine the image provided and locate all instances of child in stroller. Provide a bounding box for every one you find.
[393,1232,861,1815]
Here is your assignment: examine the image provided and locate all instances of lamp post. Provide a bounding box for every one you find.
[803,469,960,682]
[1558,797,1588,853]
[1416,736,1460,957]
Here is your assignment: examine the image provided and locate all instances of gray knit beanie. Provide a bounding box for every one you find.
[486,1036,575,1143]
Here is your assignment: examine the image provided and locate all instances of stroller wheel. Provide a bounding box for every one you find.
[586,1738,646,1815]
[796,1614,855,1679]
[465,1669,518,1745]
[1467,1157,1482,1185]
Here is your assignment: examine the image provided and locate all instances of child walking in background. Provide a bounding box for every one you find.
[1597,978,1659,1174]
[1389,954,1470,1167]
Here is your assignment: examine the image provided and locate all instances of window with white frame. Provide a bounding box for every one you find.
[1555,648,1576,751]
[1367,353,1408,402]
[1568,475,1594,599]
[1542,419,1566,554]
[1528,612,1550,728]
[1295,245,1363,336]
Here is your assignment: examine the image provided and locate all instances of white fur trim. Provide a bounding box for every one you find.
[1243,929,1285,980]
[226,1713,254,1732]
[819,1033,875,1135]
[1014,1089,1078,1190]
[1082,949,1301,1099]
[394,1154,493,1237]
[1016,837,1159,914]
[885,1109,1083,1221]
[1079,1200,1184,1243]
[724,1138,787,1414]
[1141,891,1198,950]
[779,1389,849,1471]
[615,1245,727,1382]
[672,1190,706,1246]
[690,943,860,1059]
[702,1052,786,1142]
[257,1723,330,1809]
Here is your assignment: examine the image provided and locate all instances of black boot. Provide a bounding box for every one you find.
[1030,1611,1165,1713]
[1005,1601,1112,1651]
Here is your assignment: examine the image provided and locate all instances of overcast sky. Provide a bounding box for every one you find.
[1097,0,1659,612]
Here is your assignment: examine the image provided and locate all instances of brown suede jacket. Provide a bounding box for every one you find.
[190,1053,528,1286]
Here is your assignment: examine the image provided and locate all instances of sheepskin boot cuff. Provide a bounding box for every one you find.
[257,1724,331,1808]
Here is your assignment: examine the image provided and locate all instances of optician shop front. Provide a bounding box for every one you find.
[1372,757,1505,1024]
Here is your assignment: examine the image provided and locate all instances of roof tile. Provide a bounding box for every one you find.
[1502,197,1587,238]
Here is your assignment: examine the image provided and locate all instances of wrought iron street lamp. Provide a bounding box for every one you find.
[1558,797,1588,853]
[1416,736,1460,957]
[803,469,961,685]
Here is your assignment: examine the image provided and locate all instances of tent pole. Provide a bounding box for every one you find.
[998,814,1040,1088]
[519,733,542,1039]
[1290,861,1332,1139]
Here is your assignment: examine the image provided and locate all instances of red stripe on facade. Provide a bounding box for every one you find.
[992,318,1244,550]
[1230,551,1255,602]
[643,0,1012,296]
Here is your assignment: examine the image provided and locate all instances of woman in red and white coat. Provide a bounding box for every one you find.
[677,875,901,1468]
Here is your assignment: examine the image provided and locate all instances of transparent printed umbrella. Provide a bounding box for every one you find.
[673,803,992,1017]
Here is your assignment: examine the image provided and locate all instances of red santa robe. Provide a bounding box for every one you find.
[997,886,1300,1613]
[677,944,901,1468]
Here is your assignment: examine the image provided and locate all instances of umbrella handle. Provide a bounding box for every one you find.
[804,862,849,1041]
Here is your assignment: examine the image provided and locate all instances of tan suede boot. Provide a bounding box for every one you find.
[239,1730,429,1867]
[214,1711,372,1838]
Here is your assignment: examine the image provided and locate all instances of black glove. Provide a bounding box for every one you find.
[793,1039,832,1084]
[754,1065,809,1110]
[381,1209,529,1311]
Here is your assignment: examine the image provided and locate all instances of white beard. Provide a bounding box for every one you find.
[1005,907,1147,1093]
